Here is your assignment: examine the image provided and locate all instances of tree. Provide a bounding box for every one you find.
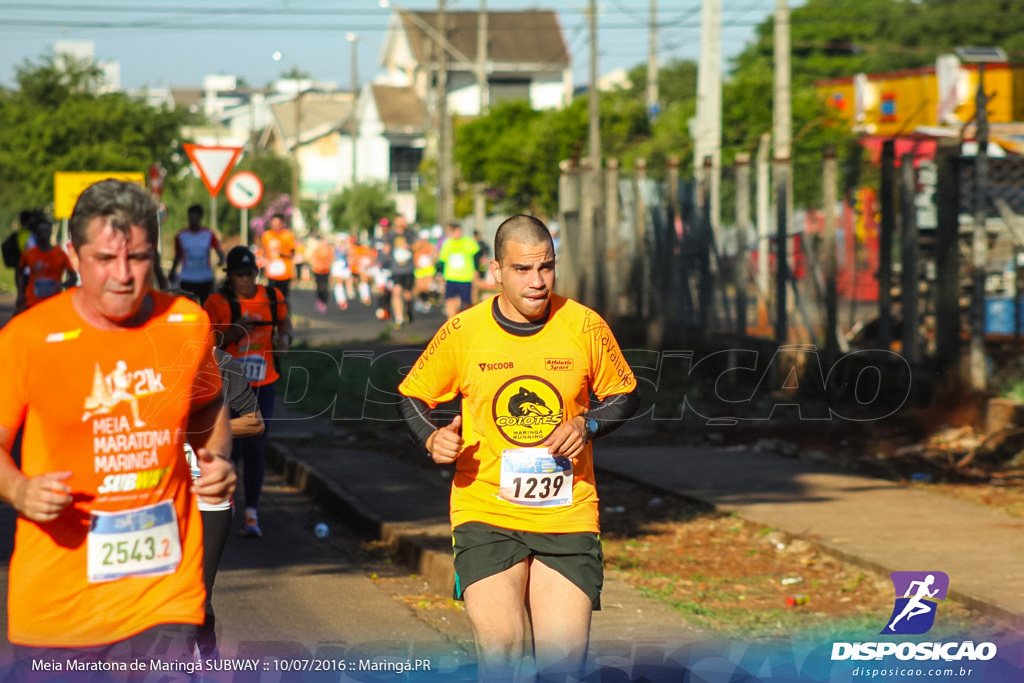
[0,54,188,233]
[454,94,650,217]
[625,59,698,111]
[328,183,395,238]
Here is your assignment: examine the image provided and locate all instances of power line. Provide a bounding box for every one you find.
[0,0,705,14]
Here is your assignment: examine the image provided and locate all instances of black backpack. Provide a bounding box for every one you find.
[222,285,280,332]
[221,285,282,373]
[2,231,21,268]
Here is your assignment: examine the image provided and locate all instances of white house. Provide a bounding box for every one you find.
[262,91,356,198]
[353,83,428,220]
[379,9,573,116]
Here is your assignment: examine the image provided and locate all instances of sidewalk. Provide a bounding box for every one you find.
[267,398,1024,635]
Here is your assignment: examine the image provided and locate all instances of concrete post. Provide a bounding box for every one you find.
[605,158,621,315]
[735,153,751,337]
[900,153,920,365]
[823,147,838,354]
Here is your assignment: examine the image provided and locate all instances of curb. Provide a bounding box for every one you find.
[267,441,456,593]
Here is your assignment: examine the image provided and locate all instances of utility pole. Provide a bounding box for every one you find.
[588,0,601,173]
[756,133,771,331]
[773,0,793,341]
[647,0,658,119]
[292,87,302,207]
[348,33,359,187]
[437,0,454,226]
[474,0,489,235]
[694,0,722,240]
[477,0,489,115]
[578,0,602,306]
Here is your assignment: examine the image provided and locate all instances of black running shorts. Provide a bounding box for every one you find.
[452,521,603,610]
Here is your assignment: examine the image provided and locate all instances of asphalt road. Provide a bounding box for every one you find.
[0,469,474,675]
[284,281,453,347]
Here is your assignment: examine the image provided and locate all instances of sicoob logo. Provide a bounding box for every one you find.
[492,376,563,446]
[478,361,515,372]
[882,571,949,635]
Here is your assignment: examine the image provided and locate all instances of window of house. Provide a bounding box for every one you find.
[390,146,423,192]
[489,79,531,105]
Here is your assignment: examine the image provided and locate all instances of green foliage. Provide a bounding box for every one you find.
[454,94,651,217]
[0,54,188,232]
[740,0,1024,87]
[328,182,396,237]
[626,60,699,108]
[416,156,438,226]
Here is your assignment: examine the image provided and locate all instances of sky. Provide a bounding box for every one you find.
[0,0,786,92]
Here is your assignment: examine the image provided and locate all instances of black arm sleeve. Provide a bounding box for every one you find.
[398,395,439,448]
[586,387,641,440]
[215,348,259,418]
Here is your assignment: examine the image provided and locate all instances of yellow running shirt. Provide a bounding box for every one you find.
[399,294,636,533]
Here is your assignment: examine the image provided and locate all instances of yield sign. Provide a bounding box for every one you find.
[183,143,243,197]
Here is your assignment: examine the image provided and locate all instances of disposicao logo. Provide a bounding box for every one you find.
[882,570,949,635]
[831,571,998,663]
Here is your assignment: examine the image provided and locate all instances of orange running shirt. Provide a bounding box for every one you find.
[348,244,377,276]
[18,246,72,308]
[310,241,334,275]
[204,285,288,386]
[0,291,222,647]
[398,295,637,533]
[261,228,296,281]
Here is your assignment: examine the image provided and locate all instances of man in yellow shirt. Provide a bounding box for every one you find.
[398,215,639,680]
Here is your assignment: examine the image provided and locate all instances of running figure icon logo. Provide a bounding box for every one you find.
[881,571,949,635]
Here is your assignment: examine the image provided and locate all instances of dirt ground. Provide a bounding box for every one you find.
[363,462,1019,642]
[589,407,1024,639]
[596,470,1015,639]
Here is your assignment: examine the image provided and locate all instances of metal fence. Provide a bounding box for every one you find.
[558,146,1024,392]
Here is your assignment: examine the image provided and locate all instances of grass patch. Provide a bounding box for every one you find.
[278,342,418,441]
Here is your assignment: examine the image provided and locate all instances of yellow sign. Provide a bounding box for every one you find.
[53,172,145,219]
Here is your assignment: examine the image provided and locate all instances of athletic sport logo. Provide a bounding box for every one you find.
[881,571,949,635]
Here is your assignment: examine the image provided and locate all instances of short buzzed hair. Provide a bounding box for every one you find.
[494,215,553,263]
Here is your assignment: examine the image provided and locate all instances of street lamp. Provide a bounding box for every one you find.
[347,32,359,187]
[955,45,1006,391]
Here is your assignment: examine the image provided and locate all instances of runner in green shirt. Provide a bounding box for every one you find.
[438,223,480,318]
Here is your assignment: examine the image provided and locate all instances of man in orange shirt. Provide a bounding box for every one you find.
[15,217,75,311]
[260,213,296,301]
[0,179,236,671]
